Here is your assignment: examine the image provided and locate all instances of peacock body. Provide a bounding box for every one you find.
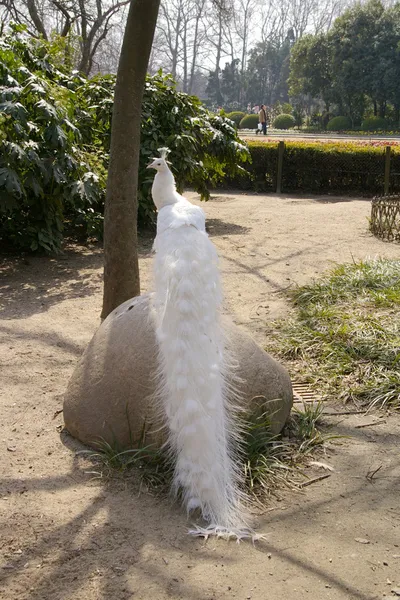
[148,148,250,538]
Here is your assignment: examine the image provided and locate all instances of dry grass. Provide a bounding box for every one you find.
[268,258,400,410]
[80,401,334,501]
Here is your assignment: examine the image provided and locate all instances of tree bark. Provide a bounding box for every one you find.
[188,0,205,94]
[101,0,160,320]
[26,0,48,39]
[214,13,223,105]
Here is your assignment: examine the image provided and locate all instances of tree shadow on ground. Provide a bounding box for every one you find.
[0,233,155,321]
[206,219,251,236]
[0,323,85,357]
[1,422,399,600]
[221,240,334,292]
[306,195,372,204]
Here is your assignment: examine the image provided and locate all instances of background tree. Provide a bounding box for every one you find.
[289,0,400,126]
[246,36,292,106]
[0,0,130,74]
[289,34,333,111]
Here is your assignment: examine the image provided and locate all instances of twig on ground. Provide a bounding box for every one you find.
[366,465,382,481]
[298,473,331,488]
[323,410,366,416]
[354,421,385,429]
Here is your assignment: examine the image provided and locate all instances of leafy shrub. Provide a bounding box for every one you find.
[361,116,388,131]
[137,74,250,224]
[227,140,395,195]
[292,107,304,128]
[226,111,246,127]
[239,114,259,129]
[0,26,102,252]
[326,116,352,131]
[281,103,293,115]
[273,114,296,130]
[0,27,250,252]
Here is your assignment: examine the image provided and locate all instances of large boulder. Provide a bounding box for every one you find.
[63,294,293,449]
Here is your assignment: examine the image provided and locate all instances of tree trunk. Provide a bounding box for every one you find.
[101,0,161,320]
[171,4,182,79]
[214,14,223,105]
[182,19,188,92]
[394,104,400,128]
[188,1,204,94]
[239,3,249,104]
[26,0,48,39]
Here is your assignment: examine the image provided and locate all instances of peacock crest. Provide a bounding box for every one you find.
[157,147,171,161]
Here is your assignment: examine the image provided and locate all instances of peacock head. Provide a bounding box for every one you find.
[147,147,171,173]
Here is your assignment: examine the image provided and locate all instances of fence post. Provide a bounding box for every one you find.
[384,145,391,196]
[276,140,285,194]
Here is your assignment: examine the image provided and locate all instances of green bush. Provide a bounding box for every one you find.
[226,111,245,127]
[361,116,388,131]
[281,103,293,115]
[273,114,296,130]
[326,116,352,131]
[239,114,259,129]
[226,140,394,195]
[0,26,102,253]
[0,26,250,253]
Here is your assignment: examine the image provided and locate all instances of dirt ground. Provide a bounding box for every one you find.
[1,192,400,600]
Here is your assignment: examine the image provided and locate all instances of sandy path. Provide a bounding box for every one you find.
[1,192,399,600]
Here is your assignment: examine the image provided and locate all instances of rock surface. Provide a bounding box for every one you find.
[63,294,293,449]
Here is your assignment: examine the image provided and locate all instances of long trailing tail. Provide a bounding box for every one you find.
[152,223,251,538]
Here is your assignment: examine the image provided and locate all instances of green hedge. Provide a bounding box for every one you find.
[227,141,399,195]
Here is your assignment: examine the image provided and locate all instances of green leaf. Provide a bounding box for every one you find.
[25,173,43,197]
[0,101,28,122]
[0,167,24,196]
[35,99,58,120]
[44,124,67,149]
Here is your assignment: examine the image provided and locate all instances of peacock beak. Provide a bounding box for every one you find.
[147,158,158,169]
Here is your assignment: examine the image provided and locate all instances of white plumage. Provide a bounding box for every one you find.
[148,148,250,538]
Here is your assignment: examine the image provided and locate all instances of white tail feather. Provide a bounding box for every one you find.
[150,150,250,537]
[152,219,249,536]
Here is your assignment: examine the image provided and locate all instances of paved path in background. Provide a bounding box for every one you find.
[240,131,400,143]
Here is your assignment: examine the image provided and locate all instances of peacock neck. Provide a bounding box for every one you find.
[152,169,178,210]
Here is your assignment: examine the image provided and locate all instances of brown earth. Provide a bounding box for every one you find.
[1,192,399,600]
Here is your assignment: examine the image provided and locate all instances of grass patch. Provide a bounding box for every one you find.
[268,258,400,410]
[81,402,335,500]
[80,440,173,489]
[243,402,338,497]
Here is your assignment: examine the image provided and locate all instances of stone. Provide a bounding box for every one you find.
[63,294,293,449]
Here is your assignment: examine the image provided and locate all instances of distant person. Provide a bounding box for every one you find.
[258,104,268,135]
